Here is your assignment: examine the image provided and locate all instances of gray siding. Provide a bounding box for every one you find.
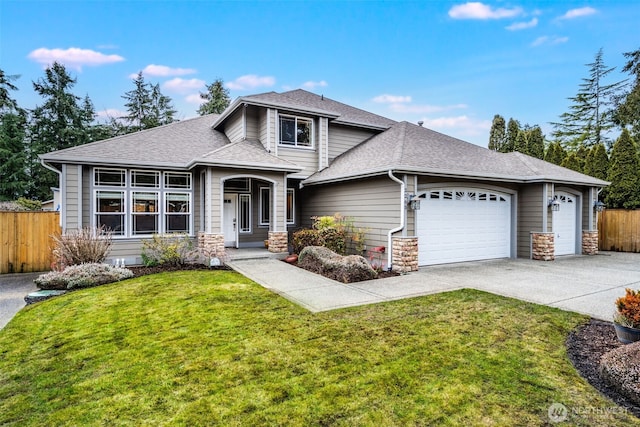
[224,108,244,143]
[328,125,376,160]
[245,105,260,141]
[82,166,91,227]
[63,164,80,230]
[301,176,402,250]
[517,184,544,258]
[259,109,268,150]
[278,147,318,178]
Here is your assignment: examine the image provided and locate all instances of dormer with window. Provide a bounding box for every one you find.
[279,115,313,149]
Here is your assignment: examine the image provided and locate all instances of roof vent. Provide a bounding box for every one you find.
[417,121,424,127]
[321,94,324,100]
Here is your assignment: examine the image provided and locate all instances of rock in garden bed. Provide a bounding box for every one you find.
[297,246,378,283]
[600,340,640,407]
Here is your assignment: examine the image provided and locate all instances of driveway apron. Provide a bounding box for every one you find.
[0,273,39,330]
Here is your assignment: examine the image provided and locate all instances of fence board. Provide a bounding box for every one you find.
[0,212,60,274]
[598,209,640,253]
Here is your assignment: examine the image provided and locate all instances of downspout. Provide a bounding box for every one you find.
[387,170,405,271]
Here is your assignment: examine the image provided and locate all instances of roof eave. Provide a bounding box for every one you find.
[188,159,303,173]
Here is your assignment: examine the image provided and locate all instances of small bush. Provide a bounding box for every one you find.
[298,246,377,283]
[52,226,113,268]
[141,233,196,267]
[615,288,640,328]
[35,263,133,290]
[599,341,640,406]
[16,197,42,211]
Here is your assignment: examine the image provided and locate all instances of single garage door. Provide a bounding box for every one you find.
[553,192,577,255]
[417,188,512,265]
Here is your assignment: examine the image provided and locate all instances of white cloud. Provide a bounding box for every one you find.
[421,115,492,137]
[162,78,205,94]
[302,80,328,89]
[226,74,276,90]
[372,94,412,104]
[27,47,124,71]
[185,93,204,105]
[130,64,197,79]
[448,2,522,19]
[531,35,569,47]
[96,108,127,121]
[558,7,597,20]
[390,103,467,114]
[506,17,538,31]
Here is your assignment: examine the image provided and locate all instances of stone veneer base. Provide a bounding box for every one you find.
[531,232,555,261]
[392,237,419,272]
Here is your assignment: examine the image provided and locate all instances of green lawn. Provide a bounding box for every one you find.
[0,270,637,426]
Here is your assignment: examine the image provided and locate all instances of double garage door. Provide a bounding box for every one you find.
[417,188,512,266]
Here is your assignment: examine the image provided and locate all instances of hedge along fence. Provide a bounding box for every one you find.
[0,212,60,274]
[598,209,640,253]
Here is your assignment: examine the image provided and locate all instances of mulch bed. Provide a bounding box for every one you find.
[127,264,231,278]
[284,259,400,281]
[566,319,640,418]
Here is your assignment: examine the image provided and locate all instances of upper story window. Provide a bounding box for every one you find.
[279,115,313,148]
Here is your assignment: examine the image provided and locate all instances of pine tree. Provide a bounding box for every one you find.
[122,72,175,132]
[584,143,609,180]
[606,129,640,208]
[561,152,583,173]
[614,47,640,141]
[502,118,520,152]
[551,48,626,150]
[197,78,231,115]
[527,126,545,159]
[29,62,95,200]
[488,114,505,151]
[514,129,528,154]
[544,141,566,166]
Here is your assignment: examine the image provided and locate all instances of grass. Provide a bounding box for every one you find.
[0,270,637,426]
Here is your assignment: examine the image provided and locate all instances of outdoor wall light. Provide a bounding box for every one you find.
[594,200,606,212]
[409,200,421,210]
[548,198,561,212]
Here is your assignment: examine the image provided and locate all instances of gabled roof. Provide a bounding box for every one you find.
[214,89,396,131]
[303,121,609,187]
[40,114,301,173]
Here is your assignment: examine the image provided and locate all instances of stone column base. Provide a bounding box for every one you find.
[197,232,225,258]
[531,232,554,261]
[392,237,419,272]
[268,231,288,253]
[582,230,598,255]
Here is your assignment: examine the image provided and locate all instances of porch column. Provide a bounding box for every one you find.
[197,232,226,258]
[268,231,288,253]
[531,232,554,261]
[392,237,419,272]
[582,230,598,255]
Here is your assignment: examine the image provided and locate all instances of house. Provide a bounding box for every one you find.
[40,89,608,271]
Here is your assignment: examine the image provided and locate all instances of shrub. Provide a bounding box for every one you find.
[16,197,42,211]
[298,246,377,283]
[615,288,640,328]
[35,263,133,290]
[292,229,324,254]
[52,226,113,268]
[599,341,640,406]
[293,213,367,255]
[141,233,196,267]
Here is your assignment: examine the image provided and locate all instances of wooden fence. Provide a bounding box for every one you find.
[598,209,640,253]
[0,211,60,274]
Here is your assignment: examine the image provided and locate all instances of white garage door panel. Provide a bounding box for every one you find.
[417,189,511,265]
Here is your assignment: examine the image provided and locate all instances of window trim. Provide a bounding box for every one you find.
[286,188,295,225]
[259,186,271,226]
[278,114,314,149]
[239,194,251,233]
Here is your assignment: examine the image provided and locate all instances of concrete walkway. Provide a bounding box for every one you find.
[228,251,640,320]
[0,272,39,330]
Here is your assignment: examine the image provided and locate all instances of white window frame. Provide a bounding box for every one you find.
[259,186,271,226]
[278,114,314,149]
[92,168,193,238]
[239,194,251,233]
[286,188,295,225]
[130,191,160,236]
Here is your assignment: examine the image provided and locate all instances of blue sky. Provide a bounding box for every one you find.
[1,0,637,146]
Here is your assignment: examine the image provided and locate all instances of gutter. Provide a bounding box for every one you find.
[40,159,61,174]
[387,170,405,271]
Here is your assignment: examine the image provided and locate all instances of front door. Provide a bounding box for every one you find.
[223,193,237,247]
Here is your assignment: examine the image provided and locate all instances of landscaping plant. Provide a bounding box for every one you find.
[614,288,640,328]
[34,263,133,290]
[141,233,196,267]
[51,226,113,268]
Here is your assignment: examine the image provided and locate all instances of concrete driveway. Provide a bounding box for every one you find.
[231,251,640,320]
[0,272,39,330]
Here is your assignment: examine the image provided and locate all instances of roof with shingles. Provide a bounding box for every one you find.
[303,121,609,187]
[241,89,397,130]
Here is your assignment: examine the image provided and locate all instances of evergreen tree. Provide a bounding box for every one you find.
[503,118,520,152]
[197,78,231,115]
[605,129,640,208]
[561,152,583,173]
[527,126,545,159]
[551,48,626,150]
[614,47,640,141]
[584,143,609,180]
[29,62,95,200]
[514,129,528,154]
[122,72,175,132]
[544,141,566,166]
[488,114,505,151]
[0,69,29,200]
